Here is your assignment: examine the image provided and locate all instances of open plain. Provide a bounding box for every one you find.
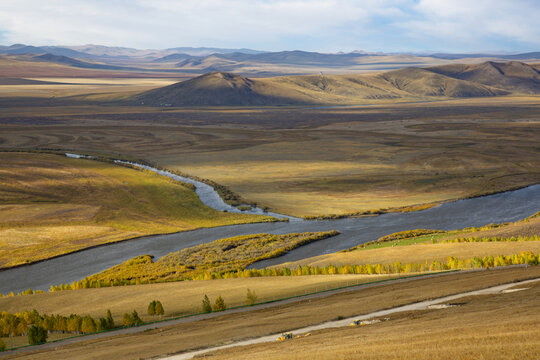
[1,95,539,217]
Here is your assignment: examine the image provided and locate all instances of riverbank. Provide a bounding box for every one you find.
[0,151,278,269]
[1,182,539,294]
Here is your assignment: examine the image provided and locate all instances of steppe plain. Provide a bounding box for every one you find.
[0,49,539,359]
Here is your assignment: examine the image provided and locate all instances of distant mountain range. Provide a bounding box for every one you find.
[1,43,539,79]
[0,44,266,60]
[134,61,540,106]
[1,43,538,65]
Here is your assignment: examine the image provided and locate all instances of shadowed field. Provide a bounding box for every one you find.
[0,152,274,268]
[1,96,538,216]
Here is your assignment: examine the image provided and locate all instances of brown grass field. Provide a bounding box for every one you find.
[2,266,539,359]
[0,93,539,216]
[204,275,540,360]
[0,152,273,268]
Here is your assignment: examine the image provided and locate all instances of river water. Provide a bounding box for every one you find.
[0,157,538,294]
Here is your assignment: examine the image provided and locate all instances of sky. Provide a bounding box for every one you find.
[0,0,539,53]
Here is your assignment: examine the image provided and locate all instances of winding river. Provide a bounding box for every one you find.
[0,157,538,294]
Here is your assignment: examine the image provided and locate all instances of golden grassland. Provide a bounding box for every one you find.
[0,274,392,322]
[204,278,540,360]
[0,152,275,268]
[2,267,539,360]
[0,274,396,348]
[279,214,540,268]
[1,94,538,216]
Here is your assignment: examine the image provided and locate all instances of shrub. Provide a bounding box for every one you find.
[122,313,132,327]
[28,325,48,345]
[106,309,115,329]
[0,338,5,351]
[246,288,258,306]
[122,310,143,327]
[147,300,156,316]
[155,301,164,316]
[81,316,97,334]
[213,296,226,311]
[202,295,212,313]
[131,310,143,325]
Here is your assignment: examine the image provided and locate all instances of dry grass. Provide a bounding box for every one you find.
[0,274,390,322]
[0,90,539,217]
[204,279,540,360]
[0,152,273,268]
[3,266,539,359]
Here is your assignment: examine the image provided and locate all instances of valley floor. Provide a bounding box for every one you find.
[1,96,538,217]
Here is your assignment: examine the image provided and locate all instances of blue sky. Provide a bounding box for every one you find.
[0,0,538,53]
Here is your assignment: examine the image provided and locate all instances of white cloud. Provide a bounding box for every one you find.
[402,0,540,50]
[0,0,537,52]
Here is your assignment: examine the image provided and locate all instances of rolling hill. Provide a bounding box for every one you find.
[134,61,538,106]
[428,61,540,94]
[379,67,506,97]
[134,71,313,106]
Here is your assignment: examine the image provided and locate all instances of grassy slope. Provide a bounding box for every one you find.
[204,276,540,360]
[0,152,274,268]
[0,274,390,324]
[278,215,540,268]
[3,267,539,359]
[135,62,540,106]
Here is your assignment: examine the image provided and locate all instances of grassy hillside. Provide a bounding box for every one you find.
[0,152,275,268]
[134,61,540,107]
[378,67,506,97]
[428,61,540,94]
[133,71,318,106]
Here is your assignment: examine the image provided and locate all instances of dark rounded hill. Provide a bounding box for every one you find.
[134,71,310,106]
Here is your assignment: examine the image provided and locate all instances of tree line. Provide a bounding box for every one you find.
[0,300,166,349]
[2,245,538,298]
[0,309,115,338]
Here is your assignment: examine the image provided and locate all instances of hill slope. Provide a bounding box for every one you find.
[135,61,540,106]
[134,71,317,106]
[379,67,506,97]
[428,61,540,94]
